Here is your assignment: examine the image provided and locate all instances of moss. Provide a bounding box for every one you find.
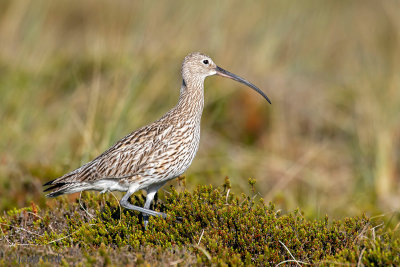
[0,178,399,266]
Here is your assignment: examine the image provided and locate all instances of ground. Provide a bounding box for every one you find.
[1,179,399,266]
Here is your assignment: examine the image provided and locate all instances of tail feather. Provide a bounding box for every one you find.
[43,183,67,193]
[43,182,72,197]
[46,188,68,198]
[44,182,87,198]
[43,169,81,197]
[43,161,99,197]
[43,180,55,187]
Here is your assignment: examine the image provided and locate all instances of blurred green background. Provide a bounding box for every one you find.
[0,0,399,220]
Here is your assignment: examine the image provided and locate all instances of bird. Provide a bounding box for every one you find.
[43,52,271,226]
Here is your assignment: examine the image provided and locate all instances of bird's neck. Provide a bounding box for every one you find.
[175,79,204,122]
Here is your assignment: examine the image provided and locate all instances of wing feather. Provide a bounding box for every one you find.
[44,123,175,187]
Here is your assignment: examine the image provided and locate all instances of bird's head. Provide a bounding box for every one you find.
[182,52,217,79]
[182,52,271,104]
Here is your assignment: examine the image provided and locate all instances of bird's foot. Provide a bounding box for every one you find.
[143,215,149,229]
[143,211,167,230]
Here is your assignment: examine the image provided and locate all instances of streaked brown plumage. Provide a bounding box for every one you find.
[43,52,271,225]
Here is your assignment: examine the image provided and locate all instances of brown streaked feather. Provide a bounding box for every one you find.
[44,52,268,198]
[44,109,197,191]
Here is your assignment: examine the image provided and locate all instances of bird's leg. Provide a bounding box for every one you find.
[120,190,167,218]
[143,182,167,228]
[143,190,158,229]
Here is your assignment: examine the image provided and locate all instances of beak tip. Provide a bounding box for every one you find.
[216,66,272,105]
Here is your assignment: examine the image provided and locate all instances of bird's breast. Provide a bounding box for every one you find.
[153,121,201,180]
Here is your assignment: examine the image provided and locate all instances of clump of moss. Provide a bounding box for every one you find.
[0,178,399,266]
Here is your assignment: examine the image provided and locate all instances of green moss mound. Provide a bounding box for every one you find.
[0,179,399,266]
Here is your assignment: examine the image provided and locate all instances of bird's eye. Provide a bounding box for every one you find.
[203,60,209,64]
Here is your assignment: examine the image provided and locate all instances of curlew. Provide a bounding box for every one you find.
[43,52,271,226]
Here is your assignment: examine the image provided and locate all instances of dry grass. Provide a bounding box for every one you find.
[0,0,399,221]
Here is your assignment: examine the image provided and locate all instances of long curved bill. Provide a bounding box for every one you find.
[216,66,271,104]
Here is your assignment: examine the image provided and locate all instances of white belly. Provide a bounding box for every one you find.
[91,180,129,193]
